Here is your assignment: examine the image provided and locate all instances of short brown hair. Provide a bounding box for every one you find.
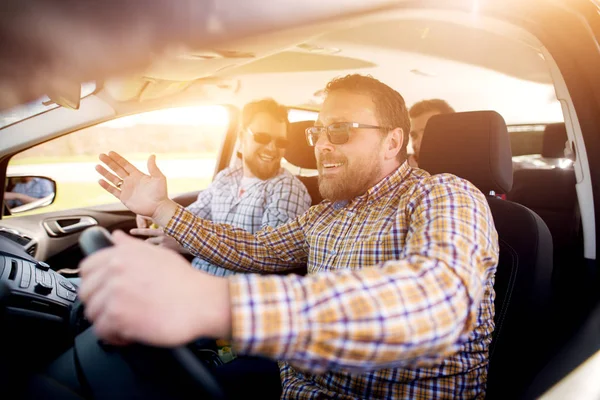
[324,74,411,162]
[241,98,289,129]
[409,99,455,118]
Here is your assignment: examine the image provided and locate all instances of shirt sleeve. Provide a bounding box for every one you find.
[185,183,213,220]
[228,176,499,373]
[38,178,55,197]
[261,177,312,229]
[165,205,314,273]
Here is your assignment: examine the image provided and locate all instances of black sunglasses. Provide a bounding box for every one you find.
[248,128,289,149]
[305,122,386,146]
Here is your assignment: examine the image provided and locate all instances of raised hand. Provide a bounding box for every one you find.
[96,151,174,221]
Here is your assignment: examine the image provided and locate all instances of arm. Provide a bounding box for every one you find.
[95,152,308,272]
[166,187,214,255]
[228,177,499,373]
[131,179,216,254]
[261,177,312,229]
[5,191,39,205]
[165,205,312,273]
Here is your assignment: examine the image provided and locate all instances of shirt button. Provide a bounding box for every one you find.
[330,250,337,256]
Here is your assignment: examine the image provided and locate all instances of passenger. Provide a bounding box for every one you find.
[408,99,455,167]
[83,74,499,399]
[130,98,312,277]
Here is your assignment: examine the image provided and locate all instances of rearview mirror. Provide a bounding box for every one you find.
[3,175,57,215]
[44,81,81,110]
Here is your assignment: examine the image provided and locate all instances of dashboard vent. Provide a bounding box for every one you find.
[26,243,38,257]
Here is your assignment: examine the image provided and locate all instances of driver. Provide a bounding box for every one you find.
[80,74,499,399]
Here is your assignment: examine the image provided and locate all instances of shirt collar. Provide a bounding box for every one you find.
[350,160,414,206]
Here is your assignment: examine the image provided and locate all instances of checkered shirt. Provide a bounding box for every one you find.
[165,162,499,399]
[186,165,312,276]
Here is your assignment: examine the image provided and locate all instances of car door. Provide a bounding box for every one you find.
[0,104,238,275]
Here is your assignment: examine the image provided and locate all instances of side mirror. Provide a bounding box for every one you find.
[3,175,57,215]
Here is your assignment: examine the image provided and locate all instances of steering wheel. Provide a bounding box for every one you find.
[74,226,227,400]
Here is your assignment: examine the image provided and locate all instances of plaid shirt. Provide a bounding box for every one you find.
[166,162,499,399]
[185,165,311,276]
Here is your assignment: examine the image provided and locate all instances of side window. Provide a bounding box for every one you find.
[6,105,230,216]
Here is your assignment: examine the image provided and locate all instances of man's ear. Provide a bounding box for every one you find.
[384,128,403,161]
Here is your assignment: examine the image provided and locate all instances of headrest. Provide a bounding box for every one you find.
[542,123,567,158]
[419,111,513,194]
[284,120,317,169]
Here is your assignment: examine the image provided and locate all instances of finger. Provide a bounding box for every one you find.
[146,237,162,245]
[98,179,121,199]
[147,154,165,178]
[99,153,132,178]
[129,228,163,237]
[136,215,150,229]
[108,151,142,176]
[112,229,144,245]
[96,164,123,187]
[78,253,118,303]
[83,278,115,322]
[93,313,129,345]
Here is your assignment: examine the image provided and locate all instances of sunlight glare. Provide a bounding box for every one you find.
[104,105,229,128]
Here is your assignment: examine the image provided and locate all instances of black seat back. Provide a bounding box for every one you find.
[285,121,322,206]
[420,111,553,399]
[507,123,579,271]
[508,167,578,263]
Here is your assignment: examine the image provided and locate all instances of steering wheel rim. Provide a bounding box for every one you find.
[73,226,227,400]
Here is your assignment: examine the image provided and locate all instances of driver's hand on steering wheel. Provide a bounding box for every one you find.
[77,230,232,347]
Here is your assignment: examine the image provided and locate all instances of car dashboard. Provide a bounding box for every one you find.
[0,234,84,373]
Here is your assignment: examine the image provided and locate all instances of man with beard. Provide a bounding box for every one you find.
[131,98,312,277]
[408,99,455,167]
[82,74,498,399]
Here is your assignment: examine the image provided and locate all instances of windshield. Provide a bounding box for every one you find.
[0,82,96,129]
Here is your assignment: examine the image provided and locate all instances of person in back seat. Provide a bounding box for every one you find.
[408,98,455,167]
[83,74,499,399]
[130,98,312,277]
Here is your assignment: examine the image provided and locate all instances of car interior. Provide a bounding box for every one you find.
[0,0,599,398]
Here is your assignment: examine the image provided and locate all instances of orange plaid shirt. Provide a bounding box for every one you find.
[166,162,499,399]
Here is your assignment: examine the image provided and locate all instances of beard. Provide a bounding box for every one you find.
[317,152,382,202]
[244,151,281,180]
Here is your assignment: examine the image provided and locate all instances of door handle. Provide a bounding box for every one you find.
[43,216,98,236]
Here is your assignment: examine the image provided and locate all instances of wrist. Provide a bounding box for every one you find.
[152,199,178,227]
[190,274,232,339]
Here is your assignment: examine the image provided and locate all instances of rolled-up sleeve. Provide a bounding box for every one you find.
[165,205,313,273]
